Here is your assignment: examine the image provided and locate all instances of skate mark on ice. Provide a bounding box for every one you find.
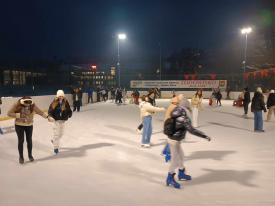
[187,168,258,187]
[185,150,236,161]
[208,122,252,132]
[35,143,114,162]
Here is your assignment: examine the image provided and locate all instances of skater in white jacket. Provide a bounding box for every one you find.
[139,95,165,147]
[191,89,203,128]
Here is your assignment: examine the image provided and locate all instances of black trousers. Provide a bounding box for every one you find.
[73,100,80,112]
[15,125,33,158]
[244,102,249,114]
[88,95,93,103]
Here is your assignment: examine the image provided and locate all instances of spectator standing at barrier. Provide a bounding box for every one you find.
[87,87,93,103]
[48,90,72,154]
[7,96,54,164]
[191,89,203,128]
[251,87,267,132]
[72,88,81,112]
[266,89,275,121]
[243,87,251,118]
[139,95,165,147]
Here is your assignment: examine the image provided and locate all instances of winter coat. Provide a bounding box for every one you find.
[48,98,72,121]
[72,92,82,102]
[251,92,266,112]
[139,102,164,118]
[8,102,47,126]
[267,93,275,109]
[243,91,251,104]
[168,106,208,141]
[191,94,203,109]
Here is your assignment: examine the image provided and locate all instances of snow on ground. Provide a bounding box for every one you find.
[0,99,275,206]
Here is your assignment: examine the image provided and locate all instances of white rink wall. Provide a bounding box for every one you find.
[0,91,252,118]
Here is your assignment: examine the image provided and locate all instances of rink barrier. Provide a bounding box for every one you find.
[0,91,261,120]
[0,126,15,135]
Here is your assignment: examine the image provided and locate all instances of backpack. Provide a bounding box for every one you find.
[163,117,176,136]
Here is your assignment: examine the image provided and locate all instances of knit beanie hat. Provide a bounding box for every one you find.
[56,90,65,97]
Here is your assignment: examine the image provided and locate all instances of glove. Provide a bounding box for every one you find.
[48,116,55,122]
[206,136,211,141]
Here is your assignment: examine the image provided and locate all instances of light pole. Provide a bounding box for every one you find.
[241,27,252,86]
[117,33,126,88]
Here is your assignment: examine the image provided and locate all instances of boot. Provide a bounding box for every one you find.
[54,148,59,154]
[29,156,34,162]
[178,168,192,181]
[166,173,181,189]
[19,157,24,164]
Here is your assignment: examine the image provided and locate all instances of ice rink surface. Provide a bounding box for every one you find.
[0,99,275,206]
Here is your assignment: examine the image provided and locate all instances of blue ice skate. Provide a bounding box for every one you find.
[178,169,192,181]
[166,173,181,189]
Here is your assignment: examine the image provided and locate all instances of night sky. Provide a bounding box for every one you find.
[0,0,263,67]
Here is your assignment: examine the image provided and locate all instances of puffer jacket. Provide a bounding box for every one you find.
[168,106,208,141]
[48,98,72,121]
[251,92,266,112]
[267,93,275,109]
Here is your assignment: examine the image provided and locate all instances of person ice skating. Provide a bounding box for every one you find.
[48,90,72,154]
[139,95,165,147]
[216,88,222,106]
[243,87,251,118]
[122,88,127,104]
[191,89,203,128]
[72,88,81,112]
[87,87,93,103]
[7,96,54,164]
[266,89,275,121]
[115,88,122,104]
[251,87,267,132]
[165,98,211,189]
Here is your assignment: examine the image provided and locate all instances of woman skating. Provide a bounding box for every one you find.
[191,89,203,128]
[165,98,211,189]
[7,96,54,164]
[139,95,165,147]
[48,90,72,154]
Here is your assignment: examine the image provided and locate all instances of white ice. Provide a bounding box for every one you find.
[0,99,275,206]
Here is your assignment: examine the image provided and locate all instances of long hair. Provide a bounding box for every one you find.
[195,89,203,98]
[51,98,67,111]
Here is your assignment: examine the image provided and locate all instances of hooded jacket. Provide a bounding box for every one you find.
[8,98,47,126]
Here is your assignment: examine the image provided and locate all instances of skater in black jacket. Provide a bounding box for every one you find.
[165,98,211,189]
[48,90,72,154]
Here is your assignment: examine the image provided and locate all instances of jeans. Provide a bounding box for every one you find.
[254,111,263,131]
[15,125,33,158]
[142,116,152,144]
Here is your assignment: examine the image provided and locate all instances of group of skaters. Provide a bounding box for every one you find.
[7,90,72,164]
[209,88,222,106]
[136,89,210,189]
[5,85,275,190]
